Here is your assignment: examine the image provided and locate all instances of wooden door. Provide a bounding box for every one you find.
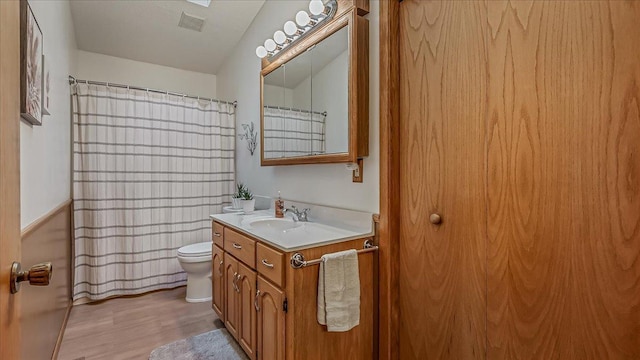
[485,2,640,358]
[398,1,488,359]
[257,276,285,360]
[224,253,239,340]
[0,1,22,359]
[237,261,257,360]
[212,245,225,320]
[396,0,640,359]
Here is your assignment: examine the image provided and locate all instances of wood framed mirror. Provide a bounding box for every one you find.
[260,1,369,166]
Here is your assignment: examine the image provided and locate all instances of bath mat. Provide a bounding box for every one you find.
[149,328,248,360]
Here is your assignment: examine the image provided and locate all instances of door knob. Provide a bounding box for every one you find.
[10,262,53,294]
[429,213,442,225]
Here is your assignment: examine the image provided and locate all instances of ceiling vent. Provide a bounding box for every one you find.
[178,12,206,32]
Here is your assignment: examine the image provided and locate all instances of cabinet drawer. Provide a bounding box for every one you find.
[256,243,285,287]
[212,221,224,248]
[224,228,256,268]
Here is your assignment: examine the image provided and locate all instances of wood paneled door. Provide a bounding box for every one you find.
[211,245,225,321]
[224,253,240,340]
[398,1,488,359]
[0,1,22,358]
[392,0,640,359]
[237,261,257,360]
[256,275,285,360]
[485,2,640,358]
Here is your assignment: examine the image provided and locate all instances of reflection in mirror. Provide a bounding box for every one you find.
[262,24,349,159]
[312,26,349,154]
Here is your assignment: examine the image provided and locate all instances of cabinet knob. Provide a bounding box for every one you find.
[429,213,442,225]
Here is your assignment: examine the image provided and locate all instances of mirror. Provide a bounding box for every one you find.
[262,26,348,159]
[311,26,349,154]
[260,9,368,166]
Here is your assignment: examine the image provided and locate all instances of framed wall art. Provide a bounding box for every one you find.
[42,54,50,116]
[20,0,43,126]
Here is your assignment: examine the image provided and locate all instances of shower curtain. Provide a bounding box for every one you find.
[71,83,235,301]
[263,106,326,158]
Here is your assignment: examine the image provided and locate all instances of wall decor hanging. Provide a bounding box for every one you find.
[20,0,43,126]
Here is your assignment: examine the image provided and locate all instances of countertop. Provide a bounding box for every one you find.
[210,202,374,252]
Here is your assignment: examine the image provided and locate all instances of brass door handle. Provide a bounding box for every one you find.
[429,213,442,225]
[10,262,53,294]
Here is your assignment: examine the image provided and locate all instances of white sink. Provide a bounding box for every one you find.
[249,218,303,232]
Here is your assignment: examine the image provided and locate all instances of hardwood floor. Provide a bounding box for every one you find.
[57,287,223,360]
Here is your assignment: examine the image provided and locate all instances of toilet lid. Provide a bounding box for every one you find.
[178,242,212,257]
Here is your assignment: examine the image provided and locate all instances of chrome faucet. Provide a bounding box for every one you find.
[284,206,310,222]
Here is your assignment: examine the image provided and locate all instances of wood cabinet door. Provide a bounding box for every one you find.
[237,261,257,360]
[212,245,225,321]
[257,276,285,360]
[224,253,239,341]
[398,1,488,359]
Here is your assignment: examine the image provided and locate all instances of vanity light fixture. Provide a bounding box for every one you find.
[295,10,314,27]
[274,30,287,45]
[255,0,337,60]
[256,46,268,58]
[264,39,277,52]
[256,45,267,59]
[309,0,326,16]
[283,21,301,37]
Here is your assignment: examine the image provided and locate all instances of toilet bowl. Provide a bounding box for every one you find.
[177,242,212,303]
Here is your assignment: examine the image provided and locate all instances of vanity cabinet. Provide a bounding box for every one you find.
[211,244,225,320]
[212,220,374,360]
[257,276,285,360]
[224,253,240,340]
[237,260,257,360]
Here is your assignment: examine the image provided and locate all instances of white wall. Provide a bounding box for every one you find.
[21,0,77,229]
[263,84,293,107]
[76,50,217,99]
[216,1,380,213]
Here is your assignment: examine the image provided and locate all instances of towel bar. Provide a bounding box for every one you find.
[290,239,378,269]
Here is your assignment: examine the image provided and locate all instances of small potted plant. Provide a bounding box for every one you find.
[235,183,255,213]
[232,183,244,209]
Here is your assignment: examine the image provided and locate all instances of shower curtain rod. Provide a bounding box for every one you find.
[68,75,237,108]
[263,105,327,117]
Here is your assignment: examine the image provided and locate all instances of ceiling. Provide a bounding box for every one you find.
[70,0,266,75]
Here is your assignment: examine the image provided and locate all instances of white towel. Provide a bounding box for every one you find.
[317,249,360,332]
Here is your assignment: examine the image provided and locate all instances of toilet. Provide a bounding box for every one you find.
[176,242,212,303]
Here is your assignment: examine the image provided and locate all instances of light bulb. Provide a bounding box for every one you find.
[309,0,324,16]
[256,46,268,58]
[264,39,277,52]
[274,30,286,45]
[296,10,311,27]
[284,20,298,36]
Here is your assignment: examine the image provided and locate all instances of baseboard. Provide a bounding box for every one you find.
[51,300,72,360]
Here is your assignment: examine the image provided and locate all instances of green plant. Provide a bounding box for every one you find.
[234,183,254,200]
[233,183,244,199]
